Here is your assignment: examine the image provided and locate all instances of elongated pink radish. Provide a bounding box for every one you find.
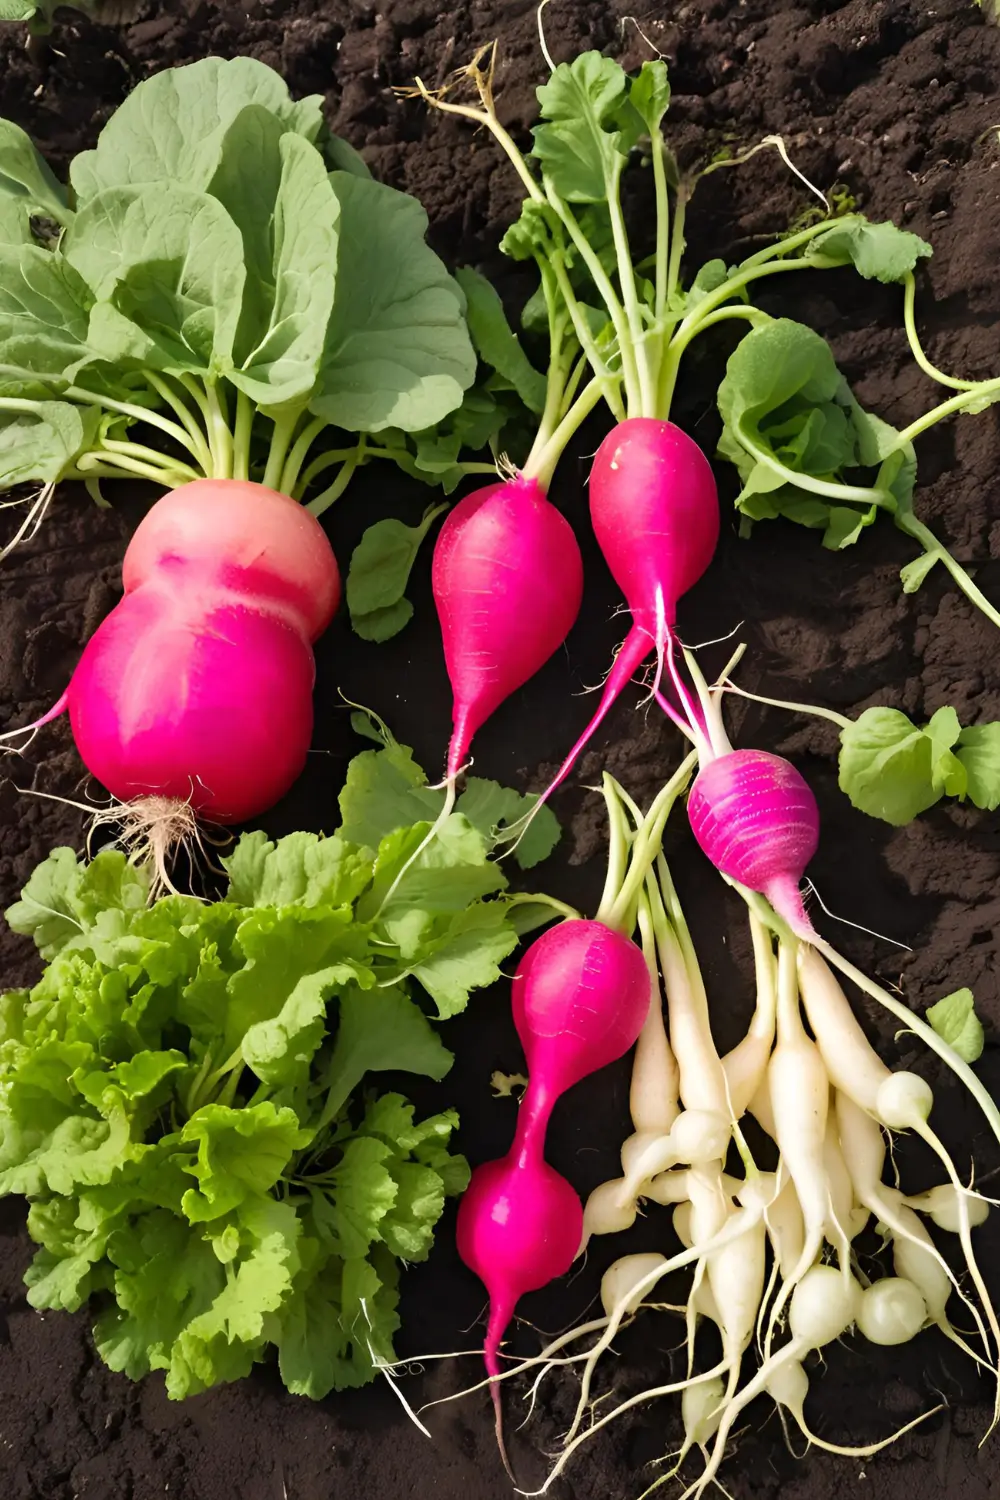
[529,418,719,805]
[686,748,820,936]
[455,918,650,1465]
[6,479,340,841]
[432,474,583,779]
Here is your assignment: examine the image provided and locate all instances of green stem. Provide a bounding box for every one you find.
[522,376,605,491]
[504,891,582,922]
[732,424,889,505]
[603,752,698,932]
[606,156,655,415]
[232,390,255,482]
[143,374,214,474]
[595,775,633,927]
[901,273,981,393]
[204,382,233,479]
[548,255,623,416]
[657,305,771,419]
[894,511,1000,631]
[651,127,671,323]
[521,262,570,469]
[75,450,196,486]
[64,385,203,461]
[280,415,329,498]
[894,378,1000,448]
[297,444,374,494]
[547,185,641,415]
[673,255,813,347]
[98,436,201,478]
[305,438,366,516]
[721,679,852,731]
[736,215,860,272]
[262,407,302,493]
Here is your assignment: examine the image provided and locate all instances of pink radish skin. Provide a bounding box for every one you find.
[456,920,650,1454]
[687,748,820,937]
[42,480,340,824]
[538,418,720,803]
[432,473,584,779]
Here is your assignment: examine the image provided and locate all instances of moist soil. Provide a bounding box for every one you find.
[1,1,1000,1497]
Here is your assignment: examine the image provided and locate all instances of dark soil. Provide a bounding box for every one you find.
[2,1,1000,1497]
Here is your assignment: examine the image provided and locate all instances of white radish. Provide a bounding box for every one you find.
[766,1344,941,1458]
[601,1254,670,1317]
[822,1105,867,1262]
[907,1182,991,1233]
[720,911,778,1117]
[856,1277,928,1346]
[651,862,729,1116]
[630,892,681,1134]
[797,944,891,1113]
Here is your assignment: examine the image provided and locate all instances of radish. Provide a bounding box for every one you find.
[5,480,339,883]
[433,474,583,780]
[455,915,650,1465]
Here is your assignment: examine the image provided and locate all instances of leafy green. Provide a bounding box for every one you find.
[0,740,556,1400]
[346,504,446,642]
[0,56,477,512]
[838,705,1000,824]
[802,220,932,283]
[926,988,985,1064]
[454,266,546,414]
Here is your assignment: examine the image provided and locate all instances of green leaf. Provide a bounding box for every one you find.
[454,266,546,414]
[803,218,932,284]
[926,987,984,1064]
[718,319,885,530]
[70,56,324,201]
[0,119,69,224]
[347,504,446,642]
[223,830,373,910]
[379,1159,445,1260]
[0,400,99,486]
[456,778,561,868]
[310,172,475,433]
[6,846,148,959]
[628,59,671,135]
[838,707,942,825]
[320,1135,397,1258]
[212,117,340,406]
[65,185,246,374]
[900,550,941,594]
[0,243,95,392]
[321,986,453,1125]
[411,902,518,1019]
[366,817,506,934]
[956,723,1000,811]
[532,52,641,203]
[337,742,443,848]
[179,1102,311,1223]
[241,967,345,1089]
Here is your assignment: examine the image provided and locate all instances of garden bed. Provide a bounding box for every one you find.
[0,0,999,1497]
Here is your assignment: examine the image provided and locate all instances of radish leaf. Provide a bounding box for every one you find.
[926,988,985,1064]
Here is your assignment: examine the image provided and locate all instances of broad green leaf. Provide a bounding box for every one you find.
[65,184,246,374]
[925,705,965,799]
[70,56,324,201]
[213,122,340,406]
[532,52,642,203]
[0,400,99,486]
[321,986,453,1124]
[223,830,372,910]
[838,707,942,825]
[321,1135,397,1258]
[241,966,347,1089]
[179,1101,311,1223]
[365,817,506,933]
[380,1159,445,1260]
[900,550,940,593]
[926,987,984,1063]
[454,266,546,414]
[0,243,95,390]
[6,846,148,959]
[311,172,475,433]
[956,723,1000,811]
[0,197,32,246]
[456,778,561,868]
[803,218,932,283]
[411,902,518,1019]
[0,118,69,224]
[347,504,446,642]
[337,742,443,848]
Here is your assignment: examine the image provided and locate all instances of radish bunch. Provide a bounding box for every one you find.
[507,775,999,1498]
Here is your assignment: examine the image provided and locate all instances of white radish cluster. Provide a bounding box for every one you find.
[524,830,996,1500]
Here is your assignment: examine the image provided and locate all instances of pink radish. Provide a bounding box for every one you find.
[686,748,820,937]
[456,918,650,1465]
[432,473,583,779]
[7,479,339,858]
[529,418,719,805]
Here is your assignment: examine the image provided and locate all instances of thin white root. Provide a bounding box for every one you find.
[0,482,54,562]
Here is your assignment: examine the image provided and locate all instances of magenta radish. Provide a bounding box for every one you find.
[686,749,820,937]
[7,480,340,861]
[455,917,650,1460]
[432,474,584,778]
